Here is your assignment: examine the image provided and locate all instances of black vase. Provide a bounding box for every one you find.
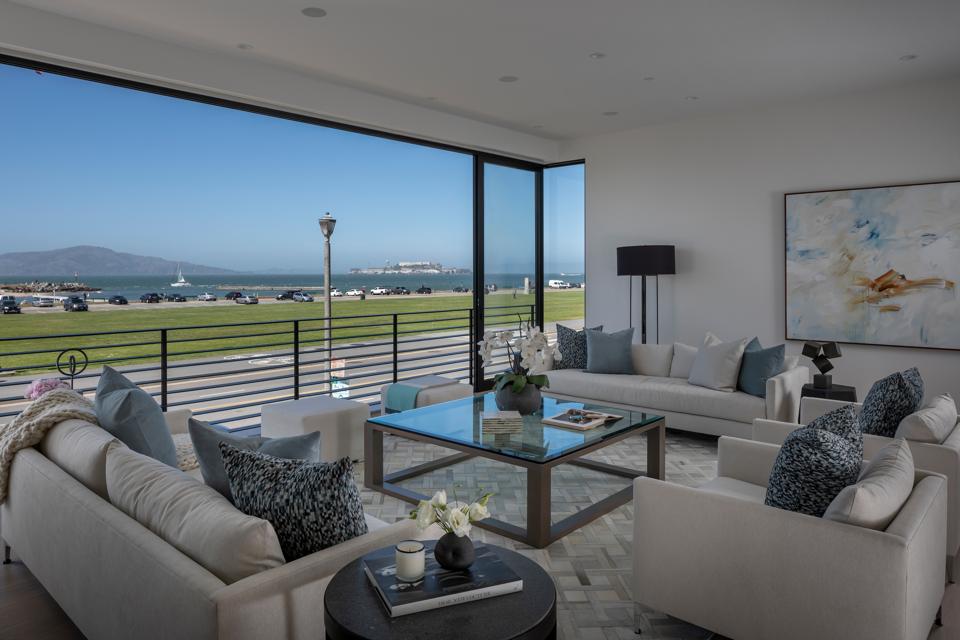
[495,384,542,415]
[433,532,475,570]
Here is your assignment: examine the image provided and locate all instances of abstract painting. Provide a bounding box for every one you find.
[786,180,960,349]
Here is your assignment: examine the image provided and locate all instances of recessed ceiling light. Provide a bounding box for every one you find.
[498,75,519,83]
[899,54,918,61]
[685,95,700,100]
[643,76,655,81]
[588,52,606,60]
[602,111,619,116]
[237,43,254,50]
[301,7,327,17]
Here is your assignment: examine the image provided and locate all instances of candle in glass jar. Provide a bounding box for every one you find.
[395,540,425,582]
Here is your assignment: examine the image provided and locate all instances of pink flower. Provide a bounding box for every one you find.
[24,378,69,401]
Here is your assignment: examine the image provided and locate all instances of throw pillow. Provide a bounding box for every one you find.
[688,333,749,393]
[188,418,322,501]
[631,343,674,377]
[554,324,602,370]
[95,366,178,467]
[669,342,701,378]
[220,444,368,561]
[859,368,924,438]
[823,438,914,530]
[895,393,958,444]
[765,405,863,517]
[737,338,785,398]
[585,328,635,374]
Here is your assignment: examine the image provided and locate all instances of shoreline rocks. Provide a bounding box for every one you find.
[0,281,100,293]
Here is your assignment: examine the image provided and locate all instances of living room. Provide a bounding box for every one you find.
[1,2,959,640]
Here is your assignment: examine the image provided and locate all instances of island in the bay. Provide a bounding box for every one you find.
[350,261,470,275]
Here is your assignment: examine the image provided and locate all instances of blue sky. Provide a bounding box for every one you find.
[0,63,583,274]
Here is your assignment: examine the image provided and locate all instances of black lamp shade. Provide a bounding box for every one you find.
[617,245,676,276]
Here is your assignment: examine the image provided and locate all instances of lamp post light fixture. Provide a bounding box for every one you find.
[319,213,337,389]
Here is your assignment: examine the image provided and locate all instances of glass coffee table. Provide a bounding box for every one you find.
[365,394,665,548]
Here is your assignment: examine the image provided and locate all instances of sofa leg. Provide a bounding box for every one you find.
[3,544,10,565]
[634,603,644,634]
[936,605,943,627]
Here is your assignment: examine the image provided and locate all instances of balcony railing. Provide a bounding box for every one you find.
[0,303,536,430]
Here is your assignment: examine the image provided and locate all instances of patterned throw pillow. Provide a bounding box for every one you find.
[859,368,924,438]
[219,444,368,561]
[765,405,863,517]
[554,324,601,370]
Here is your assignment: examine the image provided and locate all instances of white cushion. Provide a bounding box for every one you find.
[546,369,766,423]
[783,355,801,370]
[669,342,701,378]
[699,477,767,504]
[688,333,749,392]
[631,343,674,377]
[895,393,957,444]
[823,438,914,530]
[261,396,370,462]
[106,444,285,583]
[39,420,120,499]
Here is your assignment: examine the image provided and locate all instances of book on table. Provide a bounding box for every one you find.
[542,407,622,431]
[362,543,523,617]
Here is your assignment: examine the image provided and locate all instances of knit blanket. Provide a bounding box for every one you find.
[0,388,98,502]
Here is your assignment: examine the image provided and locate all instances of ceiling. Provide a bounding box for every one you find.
[10,0,960,139]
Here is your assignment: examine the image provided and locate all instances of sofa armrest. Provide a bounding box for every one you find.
[213,518,418,640]
[800,397,862,423]
[716,436,781,487]
[765,366,808,423]
[752,418,800,447]
[163,408,192,435]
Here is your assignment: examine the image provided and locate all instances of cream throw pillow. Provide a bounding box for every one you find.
[895,393,957,444]
[632,343,674,377]
[824,438,914,530]
[669,341,705,378]
[106,444,285,583]
[687,333,748,392]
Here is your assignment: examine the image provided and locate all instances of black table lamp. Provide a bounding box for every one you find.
[617,245,676,343]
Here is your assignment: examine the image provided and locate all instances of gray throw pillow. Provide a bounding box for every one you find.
[859,368,924,438]
[585,328,635,374]
[95,366,178,468]
[737,337,785,398]
[219,444,368,561]
[188,418,321,501]
[554,324,602,370]
[765,405,863,517]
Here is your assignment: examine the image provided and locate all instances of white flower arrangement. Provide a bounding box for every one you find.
[477,319,561,394]
[410,489,493,538]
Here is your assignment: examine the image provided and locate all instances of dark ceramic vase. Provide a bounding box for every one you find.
[495,384,542,415]
[434,532,475,571]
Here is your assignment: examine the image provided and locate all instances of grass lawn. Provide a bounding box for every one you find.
[0,291,584,374]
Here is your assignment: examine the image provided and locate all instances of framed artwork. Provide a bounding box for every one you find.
[785,180,960,350]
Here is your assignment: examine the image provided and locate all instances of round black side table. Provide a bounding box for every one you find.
[324,545,556,640]
[801,383,857,403]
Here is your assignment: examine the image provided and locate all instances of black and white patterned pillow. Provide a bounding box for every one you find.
[219,443,368,561]
[554,324,602,370]
[859,368,924,438]
[765,405,863,517]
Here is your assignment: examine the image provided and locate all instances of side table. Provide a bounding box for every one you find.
[801,383,857,403]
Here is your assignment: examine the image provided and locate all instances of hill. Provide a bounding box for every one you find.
[0,246,236,276]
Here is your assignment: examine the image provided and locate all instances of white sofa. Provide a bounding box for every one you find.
[0,413,417,640]
[633,436,947,640]
[544,342,808,439]
[754,395,960,581]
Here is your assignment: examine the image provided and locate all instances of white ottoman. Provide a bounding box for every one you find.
[380,375,474,413]
[260,396,369,462]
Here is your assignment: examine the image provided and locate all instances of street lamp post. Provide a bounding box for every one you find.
[318,213,337,391]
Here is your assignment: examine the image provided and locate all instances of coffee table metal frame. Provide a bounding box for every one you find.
[364,412,665,548]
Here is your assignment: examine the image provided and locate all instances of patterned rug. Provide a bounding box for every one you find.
[356,429,725,640]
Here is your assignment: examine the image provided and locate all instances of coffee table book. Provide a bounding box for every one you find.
[362,543,523,617]
[542,408,621,431]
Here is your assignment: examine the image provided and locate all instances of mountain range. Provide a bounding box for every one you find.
[0,246,236,277]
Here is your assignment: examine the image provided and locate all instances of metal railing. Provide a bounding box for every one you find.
[0,303,536,431]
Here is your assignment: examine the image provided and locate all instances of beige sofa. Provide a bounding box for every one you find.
[1,413,416,640]
[545,343,809,439]
[633,436,947,640]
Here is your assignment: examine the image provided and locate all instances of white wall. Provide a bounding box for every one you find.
[0,1,559,163]
[563,78,960,401]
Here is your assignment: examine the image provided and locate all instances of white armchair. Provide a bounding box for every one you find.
[633,436,947,640]
[754,396,960,580]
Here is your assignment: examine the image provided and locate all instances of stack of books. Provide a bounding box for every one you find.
[481,410,524,434]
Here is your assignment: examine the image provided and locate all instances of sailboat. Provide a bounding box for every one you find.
[170,264,192,287]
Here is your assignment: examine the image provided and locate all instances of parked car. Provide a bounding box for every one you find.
[416,285,433,295]
[453,286,468,293]
[276,290,299,300]
[485,284,498,293]
[197,293,217,302]
[63,296,88,312]
[108,295,128,305]
[164,293,187,302]
[292,292,314,302]
[548,279,572,289]
[346,288,363,296]
[224,291,243,300]
[235,294,259,305]
[392,286,411,295]
[370,286,390,295]
[330,288,343,297]
[30,296,56,307]
[1,298,21,314]
[139,293,161,303]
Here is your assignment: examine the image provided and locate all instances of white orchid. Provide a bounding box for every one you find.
[477,317,560,395]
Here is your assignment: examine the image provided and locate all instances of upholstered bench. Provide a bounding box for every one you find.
[261,396,369,462]
[379,375,473,413]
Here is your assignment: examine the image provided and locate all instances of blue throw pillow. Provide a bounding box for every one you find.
[585,328,635,374]
[765,405,863,517]
[554,324,602,370]
[188,418,322,501]
[95,366,178,467]
[737,337,785,398]
[859,368,924,437]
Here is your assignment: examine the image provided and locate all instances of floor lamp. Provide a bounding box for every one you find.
[616,245,676,344]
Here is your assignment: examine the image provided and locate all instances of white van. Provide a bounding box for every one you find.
[548,280,571,289]
[31,296,57,307]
